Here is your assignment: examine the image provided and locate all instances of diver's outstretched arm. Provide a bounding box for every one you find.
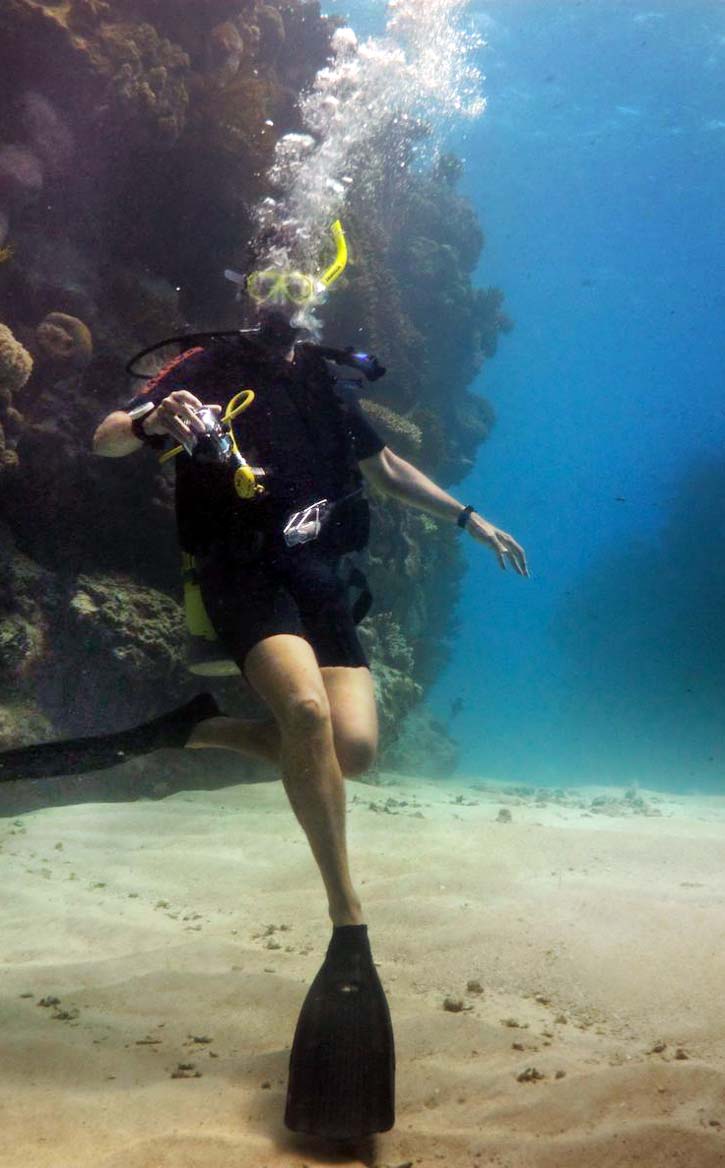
[360,446,529,576]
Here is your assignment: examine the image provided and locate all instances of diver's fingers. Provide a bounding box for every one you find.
[485,526,529,577]
[157,393,206,435]
[470,519,529,575]
[153,406,193,442]
[159,390,204,418]
[165,390,204,409]
[485,535,507,570]
[502,536,529,577]
[161,413,195,447]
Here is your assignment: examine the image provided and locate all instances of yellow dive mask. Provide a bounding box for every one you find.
[247,269,316,305]
[241,219,349,306]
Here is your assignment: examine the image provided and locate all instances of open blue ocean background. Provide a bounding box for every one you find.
[338,1,725,791]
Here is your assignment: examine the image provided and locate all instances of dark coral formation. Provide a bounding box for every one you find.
[0,322,33,394]
[0,0,509,785]
[383,706,459,779]
[0,322,33,476]
[35,312,93,366]
[0,522,57,698]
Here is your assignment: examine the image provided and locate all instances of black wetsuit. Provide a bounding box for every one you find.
[123,336,384,672]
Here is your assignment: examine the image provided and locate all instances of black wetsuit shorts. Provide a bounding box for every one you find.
[197,544,369,674]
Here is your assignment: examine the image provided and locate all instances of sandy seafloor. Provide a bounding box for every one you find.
[1,762,724,1168]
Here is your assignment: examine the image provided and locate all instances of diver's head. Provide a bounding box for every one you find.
[226,220,349,340]
[245,264,323,345]
[255,305,304,350]
[244,263,319,338]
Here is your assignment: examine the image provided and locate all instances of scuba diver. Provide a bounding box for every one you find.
[0,221,528,1141]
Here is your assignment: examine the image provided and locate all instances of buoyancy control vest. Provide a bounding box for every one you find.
[128,330,385,560]
[126,331,385,673]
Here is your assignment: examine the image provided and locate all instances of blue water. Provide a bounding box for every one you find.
[339,2,725,790]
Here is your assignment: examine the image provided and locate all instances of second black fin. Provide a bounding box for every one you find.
[0,692,221,783]
[285,924,395,1140]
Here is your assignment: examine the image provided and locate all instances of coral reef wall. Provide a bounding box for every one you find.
[0,0,509,773]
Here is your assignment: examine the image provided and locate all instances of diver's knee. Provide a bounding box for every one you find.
[337,735,377,777]
[282,692,332,737]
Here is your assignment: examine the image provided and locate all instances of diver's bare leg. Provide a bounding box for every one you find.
[244,634,364,927]
[186,715,280,763]
[321,665,379,777]
[186,666,378,776]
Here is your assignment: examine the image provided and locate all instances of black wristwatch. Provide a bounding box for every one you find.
[131,409,165,449]
[457,505,476,530]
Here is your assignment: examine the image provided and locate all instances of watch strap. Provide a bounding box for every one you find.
[131,410,165,449]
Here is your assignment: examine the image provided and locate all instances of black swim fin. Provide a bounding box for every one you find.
[285,923,395,1140]
[0,692,221,783]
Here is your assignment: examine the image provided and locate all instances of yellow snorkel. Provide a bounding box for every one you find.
[319,219,348,288]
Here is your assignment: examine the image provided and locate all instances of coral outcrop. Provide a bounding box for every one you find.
[0,322,33,475]
[92,21,192,145]
[39,572,190,738]
[0,322,33,395]
[0,526,60,776]
[0,145,44,206]
[67,572,186,685]
[383,705,459,779]
[360,399,422,458]
[35,312,93,367]
[358,611,423,749]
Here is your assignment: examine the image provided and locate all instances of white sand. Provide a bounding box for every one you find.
[1,770,724,1168]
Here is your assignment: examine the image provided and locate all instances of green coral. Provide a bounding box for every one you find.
[0,323,33,395]
[383,705,458,777]
[358,611,422,748]
[0,324,33,476]
[0,701,54,751]
[256,5,286,61]
[0,526,58,692]
[193,72,283,169]
[35,312,93,367]
[475,286,513,360]
[454,391,496,457]
[94,21,191,144]
[68,0,112,31]
[359,398,422,454]
[68,573,186,683]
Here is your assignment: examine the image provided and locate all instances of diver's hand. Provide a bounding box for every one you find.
[145,391,221,445]
[466,513,529,576]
